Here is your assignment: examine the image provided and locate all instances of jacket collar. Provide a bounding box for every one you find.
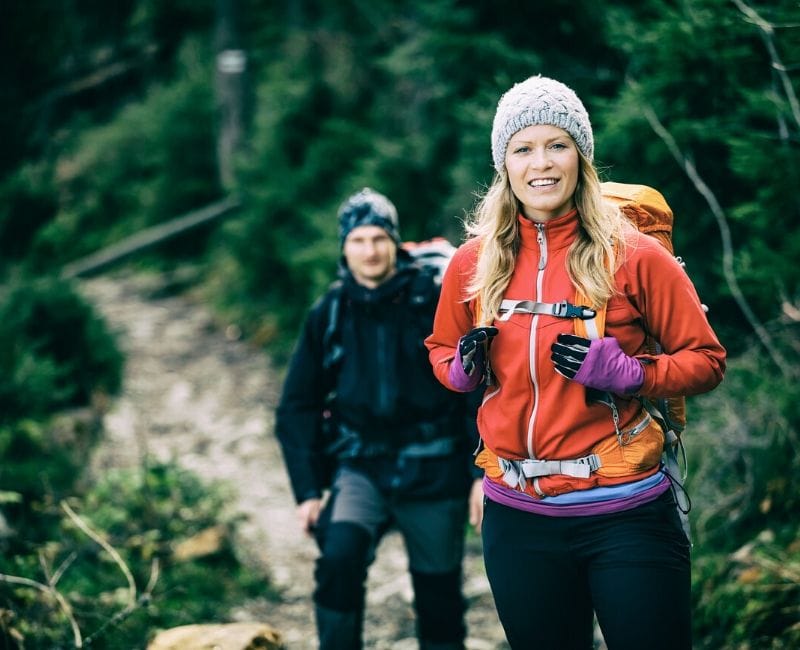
[518,208,579,251]
[341,262,415,304]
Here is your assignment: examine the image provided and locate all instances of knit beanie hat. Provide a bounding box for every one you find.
[337,187,401,249]
[491,75,594,172]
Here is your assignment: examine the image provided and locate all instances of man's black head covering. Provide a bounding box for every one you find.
[337,187,400,249]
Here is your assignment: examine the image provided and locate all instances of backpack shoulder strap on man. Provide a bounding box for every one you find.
[321,280,345,372]
[402,237,456,299]
[322,238,457,371]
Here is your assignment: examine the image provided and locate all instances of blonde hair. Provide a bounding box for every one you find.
[465,148,624,325]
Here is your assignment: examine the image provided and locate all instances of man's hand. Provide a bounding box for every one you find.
[468,479,484,534]
[296,498,323,536]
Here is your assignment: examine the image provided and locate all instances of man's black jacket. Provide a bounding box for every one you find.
[276,257,479,504]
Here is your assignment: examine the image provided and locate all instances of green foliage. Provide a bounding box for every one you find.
[692,530,800,649]
[0,276,123,424]
[0,164,57,271]
[1,463,269,648]
[0,0,214,178]
[0,419,89,517]
[687,324,800,551]
[0,273,119,543]
[686,322,800,645]
[29,38,221,272]
[596,0,800,355]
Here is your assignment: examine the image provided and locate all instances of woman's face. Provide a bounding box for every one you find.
[504,124,580,222]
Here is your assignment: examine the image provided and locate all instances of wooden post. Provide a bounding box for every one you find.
[215,0,246,190]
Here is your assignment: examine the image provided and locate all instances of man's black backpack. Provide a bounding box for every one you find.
[322,237,456,372]
[316,237,457,482]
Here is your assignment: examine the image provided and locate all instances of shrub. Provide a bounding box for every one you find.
[0,275,123,424]
[688,322,800,646]
[1,462,271,649]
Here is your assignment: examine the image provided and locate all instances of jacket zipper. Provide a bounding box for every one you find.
[526,223,548,458]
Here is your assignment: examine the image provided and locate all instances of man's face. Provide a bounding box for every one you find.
[343,224,397,288]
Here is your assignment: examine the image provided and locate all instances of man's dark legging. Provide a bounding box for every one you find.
[313,467,468,649]
[482,491,692,650]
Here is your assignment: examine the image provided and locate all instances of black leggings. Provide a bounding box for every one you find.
[482,491,692,650]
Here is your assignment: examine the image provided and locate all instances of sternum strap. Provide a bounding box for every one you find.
[498,299,596,321]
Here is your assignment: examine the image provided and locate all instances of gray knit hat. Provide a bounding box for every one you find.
[337,187,400,249]
[491,75,594,172]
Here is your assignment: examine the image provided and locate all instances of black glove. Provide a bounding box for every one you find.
[458,326,499,375]
[551,333,645,395]
[550,333,591,379]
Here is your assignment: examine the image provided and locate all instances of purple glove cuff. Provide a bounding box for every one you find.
[448,346,483,392]
[573,337,644,395]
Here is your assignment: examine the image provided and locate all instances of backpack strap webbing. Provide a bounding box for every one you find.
[322,282,345,372]
[573,278,689,486]
[572,297,605,340]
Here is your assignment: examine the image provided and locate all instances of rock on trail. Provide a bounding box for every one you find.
[80,271,509,650]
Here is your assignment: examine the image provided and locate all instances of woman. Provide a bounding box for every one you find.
[426,75,726,650]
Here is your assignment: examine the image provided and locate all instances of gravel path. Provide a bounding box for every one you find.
[80,271,509,650]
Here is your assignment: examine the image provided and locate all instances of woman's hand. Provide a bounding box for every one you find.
[551,334,644,395]
[448,327,499,391]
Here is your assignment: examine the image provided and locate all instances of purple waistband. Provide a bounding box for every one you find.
[482,473,671,517]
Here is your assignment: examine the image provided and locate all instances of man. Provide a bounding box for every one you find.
[276,188,480,650]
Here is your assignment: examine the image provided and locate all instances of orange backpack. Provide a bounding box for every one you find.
[587,182,687,452]
[474,183,691,506]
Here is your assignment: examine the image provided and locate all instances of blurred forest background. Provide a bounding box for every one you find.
[1,0,798,647]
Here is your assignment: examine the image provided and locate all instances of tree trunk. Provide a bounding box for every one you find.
[214,0,247,190]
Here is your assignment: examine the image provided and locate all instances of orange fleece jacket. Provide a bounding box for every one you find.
[426,210,726,467]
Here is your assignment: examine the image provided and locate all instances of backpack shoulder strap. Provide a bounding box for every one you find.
[578,183,688,441]
[407,263,441,308]
[321,281,344,372]
[573,291,606,340]
[579,182,676,338]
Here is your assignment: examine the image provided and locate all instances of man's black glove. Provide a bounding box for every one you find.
[458,326,499,375]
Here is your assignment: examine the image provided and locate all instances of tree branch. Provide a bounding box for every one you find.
[629,82,794,378]
[82,558,161,646]
[731,0,800,132]
[50,551,78,587]
[0,573,83,647]
[61,501,137,608]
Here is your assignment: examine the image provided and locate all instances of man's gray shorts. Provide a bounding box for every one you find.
[328,466,468,574]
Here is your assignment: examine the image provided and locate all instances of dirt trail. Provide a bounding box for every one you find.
[80,271,509,650]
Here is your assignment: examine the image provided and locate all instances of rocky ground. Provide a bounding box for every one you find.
[80,271,510,650]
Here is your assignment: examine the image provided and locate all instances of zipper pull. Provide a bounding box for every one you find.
[536,223,547,270]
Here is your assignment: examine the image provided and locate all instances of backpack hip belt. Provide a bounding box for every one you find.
[331,420,460,460]
[498,455,601,489]
[477,409,655,493]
